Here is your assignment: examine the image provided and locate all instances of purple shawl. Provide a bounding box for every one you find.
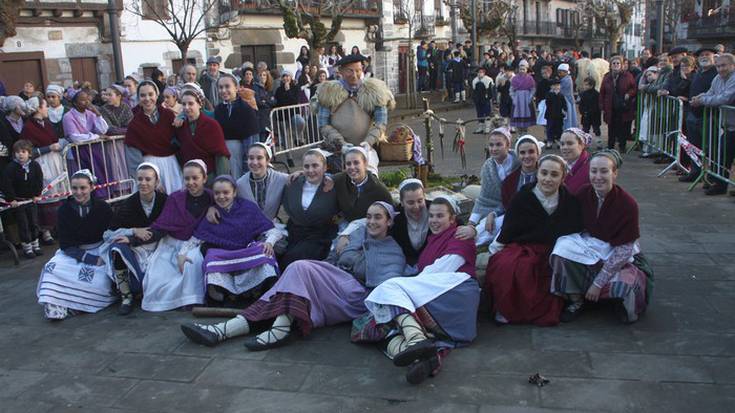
[151,190,213,240]
[194,197,274,249]
[564,150,591,195]
[511,73,534,91]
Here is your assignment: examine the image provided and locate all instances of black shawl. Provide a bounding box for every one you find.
[110,191,168,230]
[57,197,113,249]
[283,176,339,243]
[498,184,584,245]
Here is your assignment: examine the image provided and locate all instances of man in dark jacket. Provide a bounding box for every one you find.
[545,80,566,146]
[449,50,467,103]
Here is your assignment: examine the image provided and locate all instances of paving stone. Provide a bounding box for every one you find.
[632,331,735,357]
[196,358,312,391]
[115,381,241,413]
[415,371,541,408]
[0,397,53,413]
[98,353,211,382]
[0,368,48,398]
[263,336,386,367]
[479,406,589,413]
[587,352,714,383]
[300,364,418,401]
[531,328,641,353]
[17,374,137,407]
[449,348,593,379]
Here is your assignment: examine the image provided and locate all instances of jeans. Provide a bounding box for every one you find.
[225,134,260,179]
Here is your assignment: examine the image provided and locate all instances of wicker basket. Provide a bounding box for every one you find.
[380,124,414,162]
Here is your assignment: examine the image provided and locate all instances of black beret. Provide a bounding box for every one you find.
[668,46,688,56]
[336,54,368,66]
[695,47,717,56]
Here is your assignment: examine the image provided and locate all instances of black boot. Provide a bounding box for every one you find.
[405,354,440,385]
[705,183,727,196]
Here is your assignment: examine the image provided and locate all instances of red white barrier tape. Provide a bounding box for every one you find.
[0,178,131,212]
[678,135,703,168]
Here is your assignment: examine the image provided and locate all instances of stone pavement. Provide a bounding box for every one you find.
[1,107,735,413]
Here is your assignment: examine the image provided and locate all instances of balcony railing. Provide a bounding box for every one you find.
[687,10,735,39]
[229,0,380,19]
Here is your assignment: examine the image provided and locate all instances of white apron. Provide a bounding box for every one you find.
[141,236,205,311]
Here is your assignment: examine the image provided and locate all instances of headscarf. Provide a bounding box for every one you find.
[71,169,97,184]
[45,84,65,97]
[25,96,41,114]
[514,134,544,154]
[592,149,623,169]
[136,161,161,180]
[432,195,460,215]
[137,80,160,97]
[344,145,368,160]
[564,128,592,146]
[250,142,272,159]
[184,159,208,175]
[490,127,512,146]
[110,84,127,97]
[398,178,423,193]
[371,201,398,220]
[3,96,27,114]
[163,86,179,98]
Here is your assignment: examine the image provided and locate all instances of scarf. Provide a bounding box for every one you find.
[511,73,534,91]
[406,208,429,251]
[249,172,269,211]
[417,224,476,277]
[194,197,273,249]
[6,115,23,134]
[577,184,639,246]
[532,185,559,215]
[48,105,65,123]
[151,189,212,240]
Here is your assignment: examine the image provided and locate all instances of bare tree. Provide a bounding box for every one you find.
[584,0,636,55]
[456,0,517,46]
[261,0,359,66]
[125,0,228,62]
[663,0,696,47]
[0,0,24,47]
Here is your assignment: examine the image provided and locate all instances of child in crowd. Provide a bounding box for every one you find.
[544,80,566,148]
[578,77,602,148]
[2,140,44,258]
[472,67,495,134]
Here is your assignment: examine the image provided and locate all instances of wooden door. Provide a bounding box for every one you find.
[172,58,197,75]
[398,45,408,94]
[241,45,275,70]
[0,52,47,95]
[70,57,99,90]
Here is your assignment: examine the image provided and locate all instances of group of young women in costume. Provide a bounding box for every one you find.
[35,124,652,385]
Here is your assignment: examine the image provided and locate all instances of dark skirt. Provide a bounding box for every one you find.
[486,243,563,326]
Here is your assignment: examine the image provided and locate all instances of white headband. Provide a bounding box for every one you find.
[71,169,97,184]
[344,145,368,160]
[398,178,424,192]
[372,201,398,220]
[515,134,545,154]
[433,195,460,214]
[136,162,161,179]
[250,142,273,159]
[184,159,208,175]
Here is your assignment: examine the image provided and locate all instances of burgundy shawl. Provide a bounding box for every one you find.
[151,189,213,240]
[417,224,477,277]
[577,184,639,246]
[125,105,177,157]
[175,114,230,173]
[501,168,521,210]
[22,118,58,147]
[564,150,591,195]
[194,197,274,250]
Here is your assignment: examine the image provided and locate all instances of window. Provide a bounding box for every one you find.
[142,0,170,20]
[241,45,276,71]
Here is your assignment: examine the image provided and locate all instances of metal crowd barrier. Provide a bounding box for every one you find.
[63,135,135,203]
[268,102,322,157]
[690,106,735,190]
[633,92,686,176]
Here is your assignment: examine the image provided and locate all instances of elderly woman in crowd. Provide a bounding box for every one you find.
[106,163,168,315]
[600,56,637,153]
[359,197,479,385]
[124,80,183,194]
[181,201,406,351]
[469,127,520,244]
[175,90,230,183]
[100,84,133,136]
[140,160,213,311]
[2,96,27,157]
[36,170,115,320]
[162,86,182,116]
[551,150,653,323]
[21,97,68,244]
[560,128,593,194]
[510,62,536,134]
[485,155,583,326]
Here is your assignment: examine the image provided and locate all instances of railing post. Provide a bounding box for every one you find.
[423,97,433,171]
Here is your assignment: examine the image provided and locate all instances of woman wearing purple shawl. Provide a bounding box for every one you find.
[510,63,536,134]
[141,160,213,311]
[191,175,281,303]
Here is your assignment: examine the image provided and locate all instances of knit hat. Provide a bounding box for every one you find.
[557,63,570,72]
[45,84,65,97]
